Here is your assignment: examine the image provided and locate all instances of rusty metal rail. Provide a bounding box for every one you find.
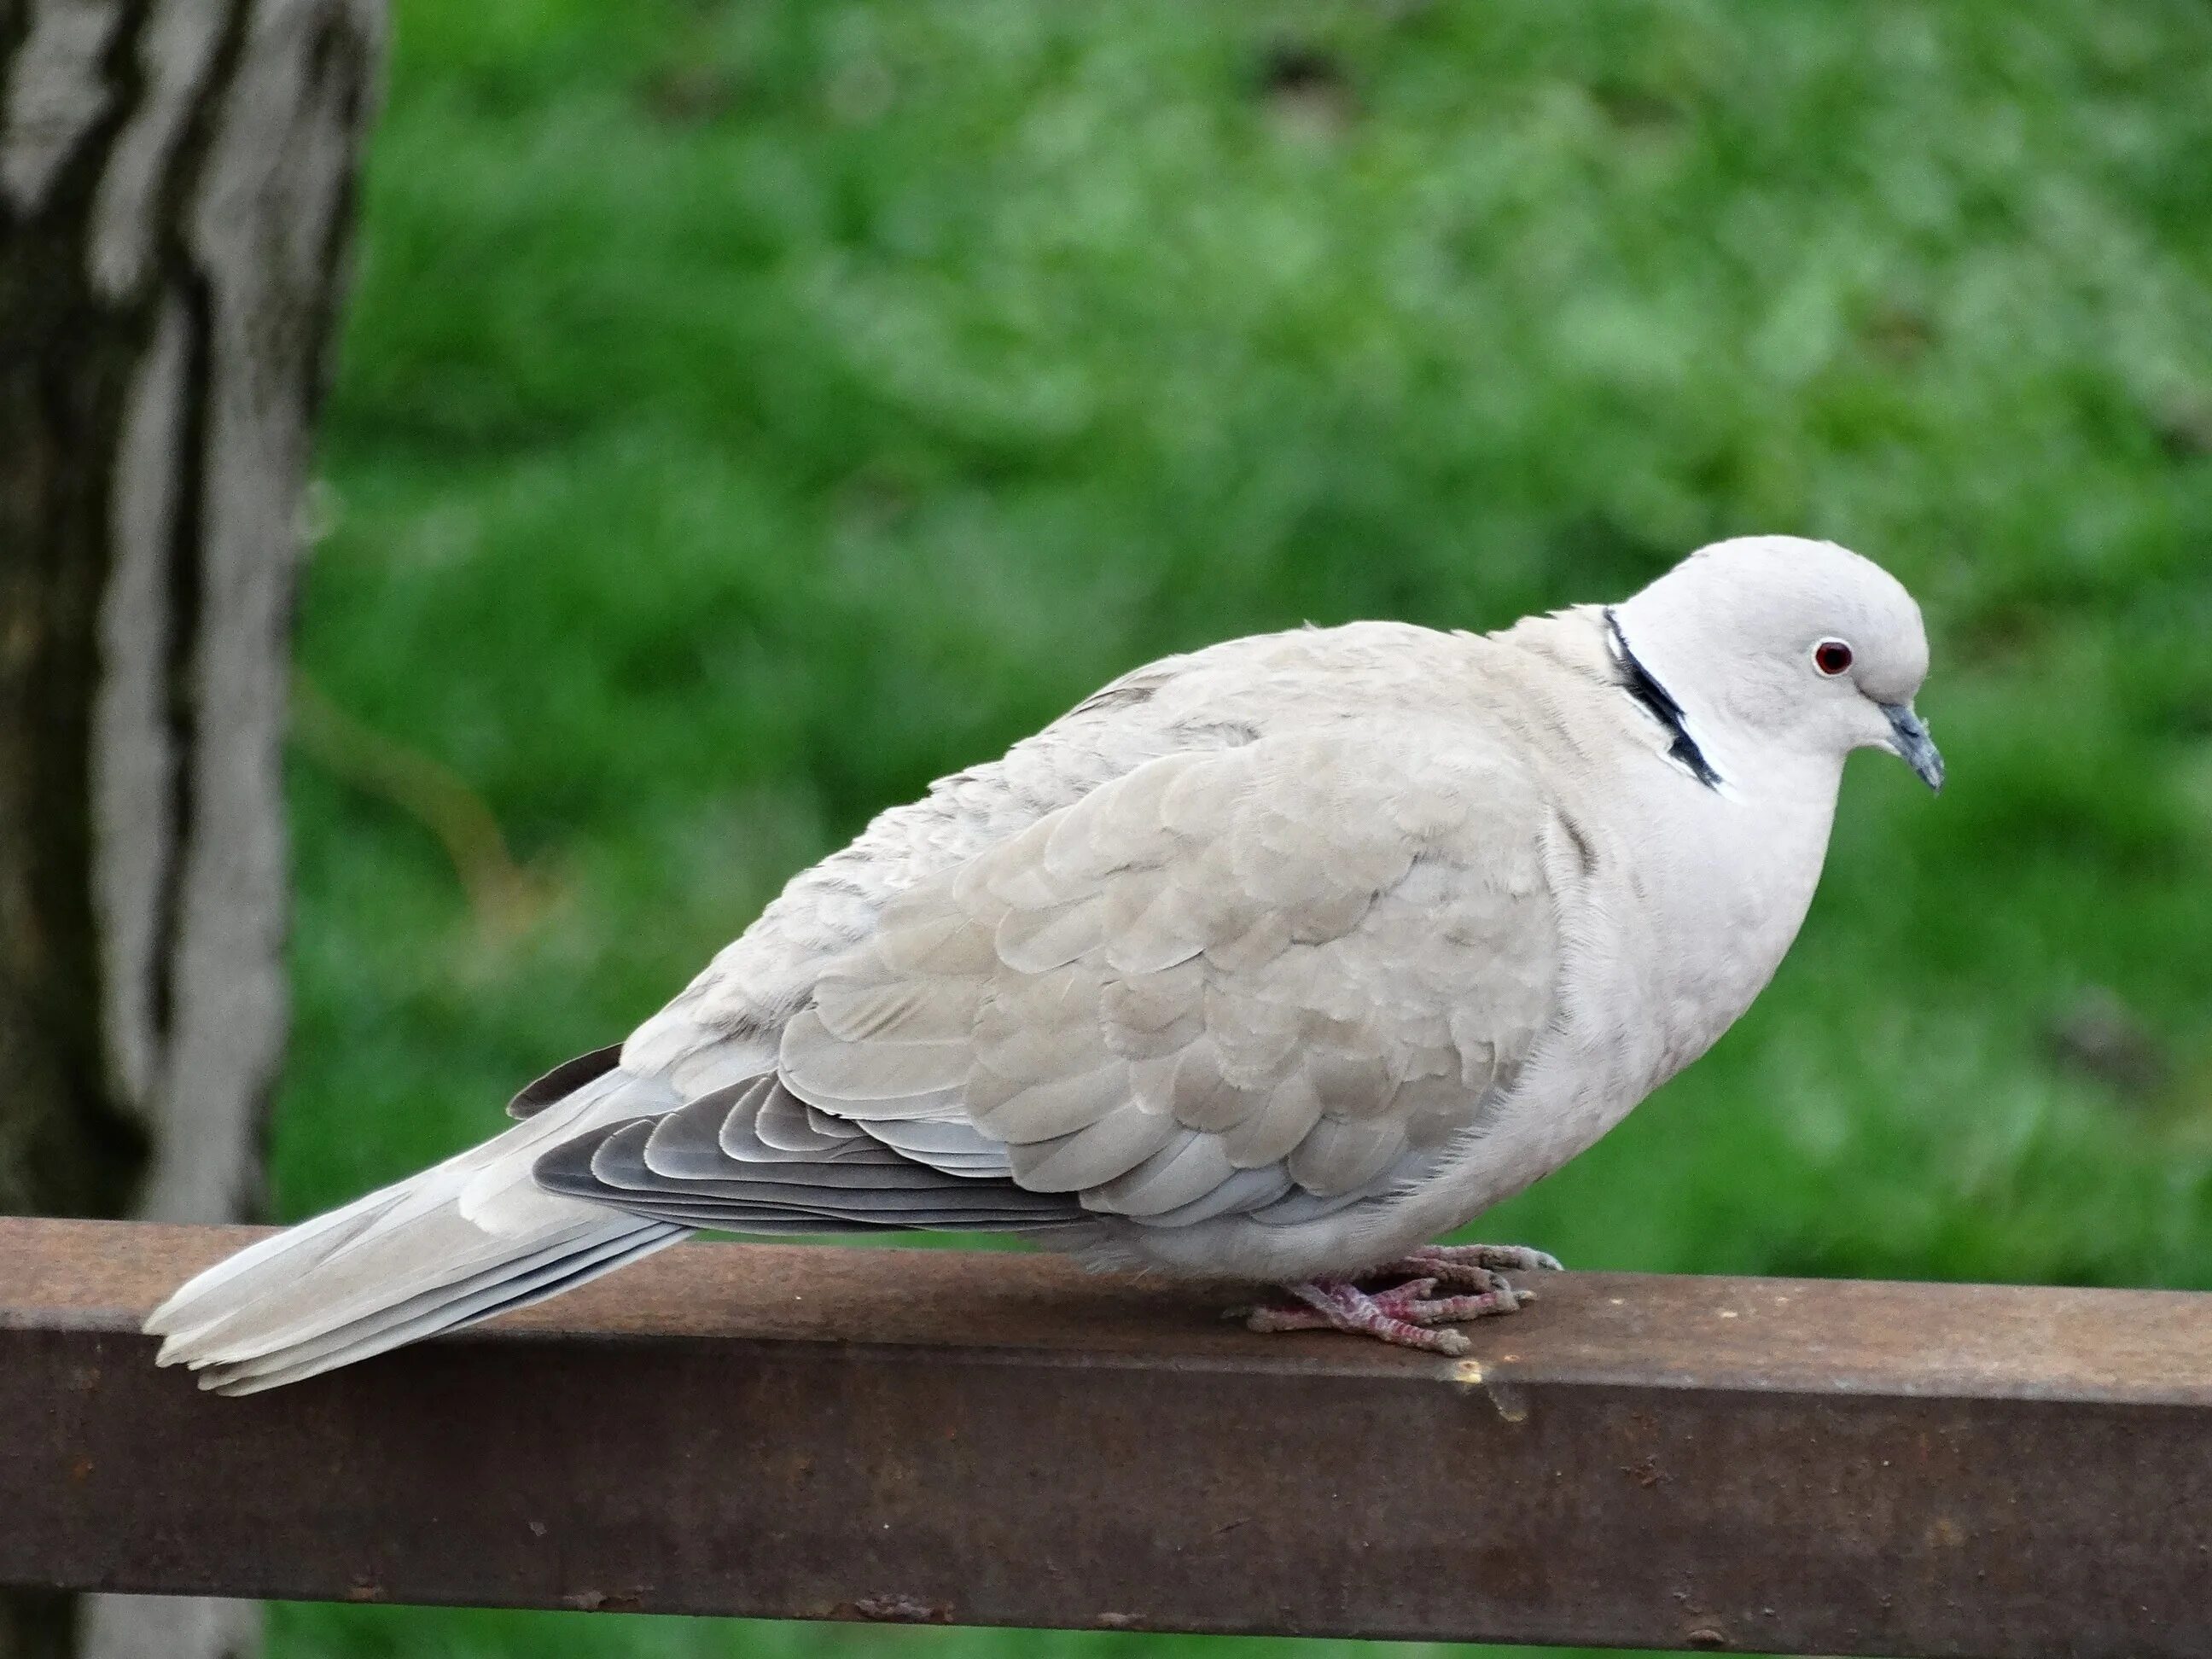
[3,1218,2209,1656]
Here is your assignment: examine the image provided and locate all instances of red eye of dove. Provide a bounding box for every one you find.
[1813,640,1854,677]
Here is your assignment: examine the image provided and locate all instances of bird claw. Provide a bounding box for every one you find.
[1241,1281,1477,1354]
[1234,1242,1560,1355]
[1364,1243,1564,1290]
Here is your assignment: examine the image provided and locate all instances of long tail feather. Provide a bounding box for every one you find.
[145,1069,688,1394]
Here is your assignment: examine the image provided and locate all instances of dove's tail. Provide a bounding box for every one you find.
[144,1068,688,1395]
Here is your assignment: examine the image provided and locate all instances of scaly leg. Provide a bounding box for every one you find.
[1237,1243,1563,1355]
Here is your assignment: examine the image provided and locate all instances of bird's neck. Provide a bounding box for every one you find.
[1493,605,1846,1073]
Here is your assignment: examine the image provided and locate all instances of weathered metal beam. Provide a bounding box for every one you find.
[2,1217,2208,1656]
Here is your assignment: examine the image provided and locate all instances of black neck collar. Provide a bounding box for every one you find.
[1604,608,1722,790]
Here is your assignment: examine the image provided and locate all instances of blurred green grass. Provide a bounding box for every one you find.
[271,0,2212,1654]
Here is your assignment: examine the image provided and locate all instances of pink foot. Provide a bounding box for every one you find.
[1365,1243,1563,1291]
[1236,1243,1562,1355]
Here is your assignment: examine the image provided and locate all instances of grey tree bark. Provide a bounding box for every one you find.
[0,2,382,1656]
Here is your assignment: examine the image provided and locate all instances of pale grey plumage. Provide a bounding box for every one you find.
[147,535,1940,1390]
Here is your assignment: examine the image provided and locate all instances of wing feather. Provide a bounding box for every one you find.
[558,722,1563,1245]
[765,725,1563,1231]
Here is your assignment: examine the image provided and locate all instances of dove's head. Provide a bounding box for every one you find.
[1609,535,1942,793]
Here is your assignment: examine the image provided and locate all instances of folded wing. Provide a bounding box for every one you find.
[543,723,1565,1237]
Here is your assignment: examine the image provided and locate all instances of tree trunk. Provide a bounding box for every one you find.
[0,1,382,1655]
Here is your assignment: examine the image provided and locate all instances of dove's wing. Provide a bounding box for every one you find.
[542,720,1566,1237]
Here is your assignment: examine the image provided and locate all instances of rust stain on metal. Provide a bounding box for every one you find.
[1485,1376,1530,1422]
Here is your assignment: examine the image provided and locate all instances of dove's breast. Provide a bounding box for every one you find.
[1214,710,1848,1274]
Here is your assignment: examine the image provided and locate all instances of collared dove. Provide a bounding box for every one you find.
[148,535,1941,1390]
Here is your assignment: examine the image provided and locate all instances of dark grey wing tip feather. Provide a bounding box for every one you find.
[532,1120,637,1194]
[509,1043,626,1119]
[527,1077,1089,1234]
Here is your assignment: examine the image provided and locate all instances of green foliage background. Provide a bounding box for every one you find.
[270,0,2212,1653]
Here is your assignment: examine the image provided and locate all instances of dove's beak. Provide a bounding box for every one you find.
[1880,702,1944,793]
